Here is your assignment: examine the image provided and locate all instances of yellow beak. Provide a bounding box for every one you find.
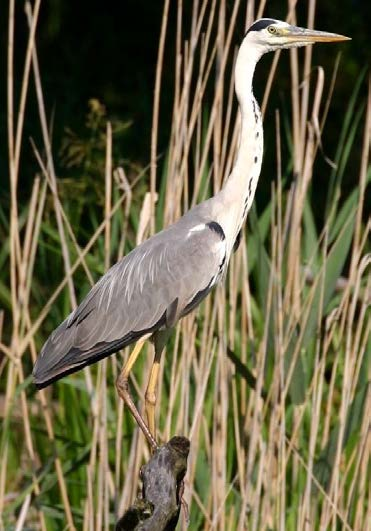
[284,25,351,43]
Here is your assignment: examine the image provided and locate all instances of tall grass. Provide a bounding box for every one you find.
[1,0,369,529]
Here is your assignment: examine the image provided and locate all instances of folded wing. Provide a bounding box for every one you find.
[33,218,226,388]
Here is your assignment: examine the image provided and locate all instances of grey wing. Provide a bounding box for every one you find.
[33,220,226,388]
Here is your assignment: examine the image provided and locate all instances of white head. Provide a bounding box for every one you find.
[234,18,350,102]
[243,18,350,57]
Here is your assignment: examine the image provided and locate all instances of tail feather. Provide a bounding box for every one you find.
[33,317,75,388]
[32,322,153,389]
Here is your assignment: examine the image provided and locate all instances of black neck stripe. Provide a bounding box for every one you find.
[244,19,276,37]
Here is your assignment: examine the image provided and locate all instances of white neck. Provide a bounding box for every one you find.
[215,43,264,254]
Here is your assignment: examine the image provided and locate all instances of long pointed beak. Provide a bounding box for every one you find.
[284,25,351,43]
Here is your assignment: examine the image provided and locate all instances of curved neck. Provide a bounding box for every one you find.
[217,43,264,251]
[234,44,262,118]
[232,45,263,182]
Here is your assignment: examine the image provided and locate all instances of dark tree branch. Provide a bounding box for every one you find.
[116,436,190,531]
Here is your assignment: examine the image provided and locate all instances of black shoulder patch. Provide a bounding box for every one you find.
[206,221,225,240]
[244,19,276,37]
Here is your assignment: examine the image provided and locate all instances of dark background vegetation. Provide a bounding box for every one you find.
[0,0,369,214]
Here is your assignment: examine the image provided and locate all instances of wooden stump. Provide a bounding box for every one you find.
[116,436,190,531]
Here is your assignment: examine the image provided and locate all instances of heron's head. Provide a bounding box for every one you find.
[243,18,350,55]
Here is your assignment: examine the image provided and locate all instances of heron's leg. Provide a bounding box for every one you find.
[145,351,162,438]
[145,329,172,440]
[116,335,158,450]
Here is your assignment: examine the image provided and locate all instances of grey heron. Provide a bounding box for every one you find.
[33,19,349,449]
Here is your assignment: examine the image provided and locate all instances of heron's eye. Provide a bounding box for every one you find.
[267,26,278,35]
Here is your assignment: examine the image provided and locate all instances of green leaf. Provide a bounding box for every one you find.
[326,69,366,217]
[323,211,355,309]
[247,202,271,272]
[285,331,307,404]
[302,208,355,352]
[302,196,319,267]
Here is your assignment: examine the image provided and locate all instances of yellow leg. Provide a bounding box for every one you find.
[116,334,158,450]
[145,359,161,439]
[120,338,147,378]
[144,329,171,443]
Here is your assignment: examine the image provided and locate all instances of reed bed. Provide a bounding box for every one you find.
[0,0,369,529]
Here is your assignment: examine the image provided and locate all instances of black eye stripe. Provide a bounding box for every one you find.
[244,19,277,37]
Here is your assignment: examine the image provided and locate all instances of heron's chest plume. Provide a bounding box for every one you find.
[214,97,263,254]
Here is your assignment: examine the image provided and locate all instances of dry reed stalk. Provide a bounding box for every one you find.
[30,142,95,286]
[3,0,76,528]
[4,179,47,531]
[150,0,170,234]
[13,178,47,531]
[14,0,41,179]
[274,110,287,531]
[3,5,19,520]
[25,2,77,310]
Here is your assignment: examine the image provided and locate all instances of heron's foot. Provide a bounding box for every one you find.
[179,479,190,524]
[116,374,158,450]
